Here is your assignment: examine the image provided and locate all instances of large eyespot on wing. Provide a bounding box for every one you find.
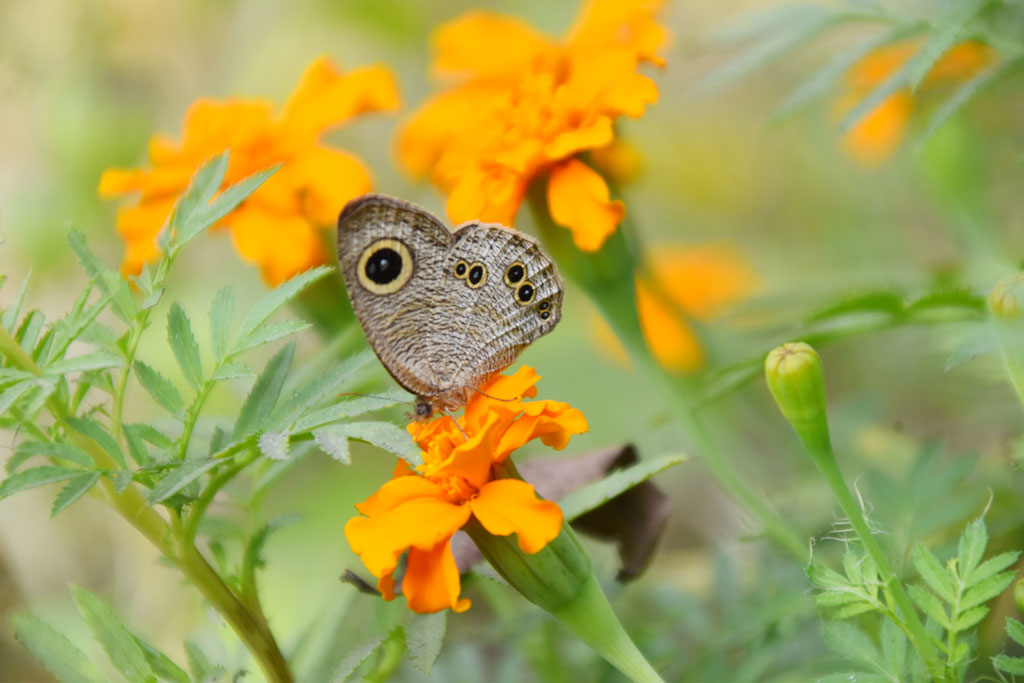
[356,238,414,295]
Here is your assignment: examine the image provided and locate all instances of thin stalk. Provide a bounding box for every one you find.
[184,449,259,546]
[111,317,148,445]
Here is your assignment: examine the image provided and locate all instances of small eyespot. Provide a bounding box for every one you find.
[356,239,414,295]
[538,300,550,311]
[516,282,535,305]
[540,311,550,320]
[454,260,468,279]
[467,263,487,288]
[504,262,526,286]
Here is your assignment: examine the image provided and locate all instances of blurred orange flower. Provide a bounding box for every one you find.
[99,57,400,285]
[345,366,587,613]
[836,40,995,166]
[594,244,758,372]
[397,1,666,252]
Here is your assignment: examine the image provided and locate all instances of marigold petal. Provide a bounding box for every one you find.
[403,539,471,613]
[544,116,613,161]
[846,40,920,90]
[354,474,447,518]
[227,208,327,286]
[649,244,758,319]
[564,50,659,118]
[447,166,525,226]
[494,401,589,461]
[282,146,373,225]
[636,279,703,372]
[378,572,397,602]
[431,11,554,79]
[179,99,275,159]
[396,85,493,179]
[838,91,912,167]
[568,0,668,65]
[419,412,502,488]
[547,159,623,252]
[115,197,176,275]
[471,479,563,553]
[282,57,400,142]
[345,497,470,579]
[925,40,995,84]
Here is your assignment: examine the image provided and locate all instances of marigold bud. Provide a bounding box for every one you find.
[765,343,828,433]
[990,273,1024,319]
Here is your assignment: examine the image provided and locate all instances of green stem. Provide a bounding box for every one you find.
[183,449,259,546]
[111,318,147,445]
[799,427,946,680]
[178,381,215,460]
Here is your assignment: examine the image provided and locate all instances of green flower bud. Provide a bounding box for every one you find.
[765,343,831,454]
[989,273,1024,319]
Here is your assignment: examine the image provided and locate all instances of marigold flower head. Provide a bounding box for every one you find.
[397,0,666,252]
[836,39,995,166]
[593,244,758,372]
[99,57,400,285]
[345,366,588,613]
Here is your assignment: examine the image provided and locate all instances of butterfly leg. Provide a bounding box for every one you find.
[444,408,469,443]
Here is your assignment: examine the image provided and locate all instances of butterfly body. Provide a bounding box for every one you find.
[337,194,563,417]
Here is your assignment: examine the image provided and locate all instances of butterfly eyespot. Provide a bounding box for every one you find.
[538,300,550,311]
[515,282,536,305]
[467,263,487,288]
[356,238,414,295]
[504,262,526,286]
[540,311,550,320]
[454,260,469,279]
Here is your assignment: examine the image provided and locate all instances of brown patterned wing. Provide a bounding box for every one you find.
[336,194,454,399]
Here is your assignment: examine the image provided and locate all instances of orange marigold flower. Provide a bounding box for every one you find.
[397,0,666,252]
[593,244,758,372]
[99,57,400,285]
[345,366,588,613]
[836,39,995,166]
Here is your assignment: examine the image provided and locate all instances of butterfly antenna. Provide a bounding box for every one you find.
[337,391,415,406]
[444,409,470,443]
[470,387,519,403]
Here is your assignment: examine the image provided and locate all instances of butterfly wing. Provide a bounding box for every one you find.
[336,194,453,399]
[436,222,563,396]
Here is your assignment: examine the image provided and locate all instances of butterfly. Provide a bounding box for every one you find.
[336,194,563,419]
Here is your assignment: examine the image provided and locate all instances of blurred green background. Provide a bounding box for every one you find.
[2,0,1024,680]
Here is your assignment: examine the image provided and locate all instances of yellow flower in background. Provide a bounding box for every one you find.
[836,40,995,166]
[397,0,666,252]
[593,244,758,372]
[99,57,400,285]
[345,367,587,613]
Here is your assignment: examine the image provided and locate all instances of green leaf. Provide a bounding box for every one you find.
[67,416,127,469]
[559,454,688,520]
[958,517,988,581]
[232,343,295,440]
[267,350,372,432]
[821,621,884,672]
[0,379,40,415]
[880,616,906,676]
[123,426,153,466]
[209,361,251,381]
[167,304,202,390]
[955,605,989,631]
[46,351,123,375]
[908,584,951,629]
[336,421,422,465]
[134,360,184,416]
[242,515,300,583]
[772,26,913,122]
[70,585,155,683]
[12,441,94,470]
[51,472,101,516]
[16,309,45,351]
[128,423,173,449]
[961,571,1015,611]
[133,637,190,683]
[147,459,218,504]
[332,637,385,683]
[184,641,224,682]
[312,426,352,464]
[233,319,312,353]
[67,228,138,323]
[293,390,409,432]
[209,286,234,363]
[904,0,988,90]
[233,267,332,349]
[169,153,228,236]
[0,466,85,498]
[918,58,1011,146]
[912,543,956,603]
[1007,618,1024,647]
[175,165,279,247]
[406,611,447,676]
[1,271,31,330]
[258,431,290,461]
[995,654,1024,675]
[10,613,104,683]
